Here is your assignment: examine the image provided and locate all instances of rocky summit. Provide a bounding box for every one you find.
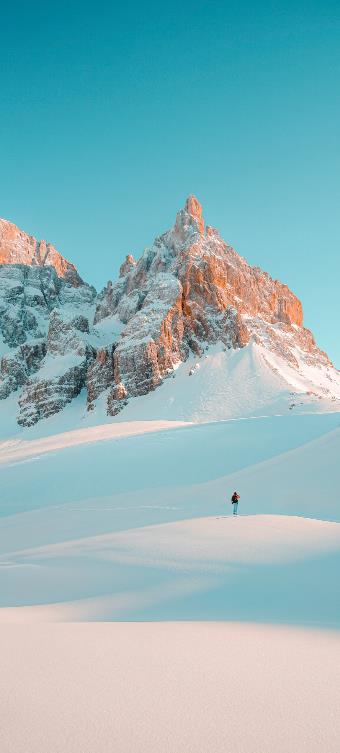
[0,197,339,426]
[0,218,82,287]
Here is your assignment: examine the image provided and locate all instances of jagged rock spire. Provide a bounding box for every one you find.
[184,195,205,234]
[119,254,136,277]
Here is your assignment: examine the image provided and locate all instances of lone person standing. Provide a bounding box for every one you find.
[231,491,240,515]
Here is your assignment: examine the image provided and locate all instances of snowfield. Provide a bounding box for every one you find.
[1,622,340,753]
[0,388,340,751]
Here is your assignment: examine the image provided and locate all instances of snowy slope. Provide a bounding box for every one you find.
[113,341,340,422]
[0,410,339,620]
[1,339,339,441]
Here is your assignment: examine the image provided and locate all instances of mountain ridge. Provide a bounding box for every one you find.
[0,217,83,287]
[0,196,339,427]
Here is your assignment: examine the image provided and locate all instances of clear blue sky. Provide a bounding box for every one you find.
[0,1,339,365]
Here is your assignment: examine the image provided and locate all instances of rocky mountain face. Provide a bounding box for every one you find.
[0,218,83,286]
[0,263,96,424]
[0,198,338,426]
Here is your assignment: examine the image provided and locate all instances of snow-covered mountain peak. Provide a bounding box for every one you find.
[82,197,340,420]
[0,198,339,427]
[137,196,244,277]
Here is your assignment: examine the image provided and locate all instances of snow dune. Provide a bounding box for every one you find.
[71,513,340,569]
[1,514,340,624]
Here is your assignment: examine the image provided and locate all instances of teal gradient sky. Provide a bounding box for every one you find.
[0,1,339,365]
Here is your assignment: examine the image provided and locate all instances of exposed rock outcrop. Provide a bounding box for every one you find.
[0,341,46,400]
[185,195,205,234]
[0,264,62,348]
[119,254,136,277]
[17,293,96,426]
[0,218,83,286]
[0,262,96,425]
[87,346,115,409]
[18,361,89,426]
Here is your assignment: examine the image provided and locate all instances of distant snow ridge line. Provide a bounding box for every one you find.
[0,196,339,426]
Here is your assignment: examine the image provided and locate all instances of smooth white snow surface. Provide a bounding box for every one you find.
[1,622,340,753]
